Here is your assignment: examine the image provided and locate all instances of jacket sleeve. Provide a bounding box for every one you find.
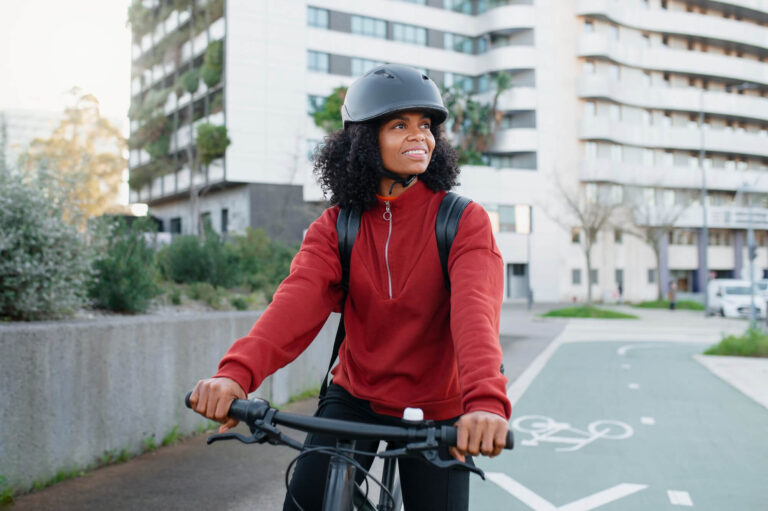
[214,207,345,393]
[447,202,511,419]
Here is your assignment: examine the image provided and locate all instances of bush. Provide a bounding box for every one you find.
[195,123,231,165]
[0,173,93,320]
[704,328,768,358]
[541,306,638,319]
[230,227,295,292]
[230,295,248,311]
[157,227,238,287]
[88,217,161,313]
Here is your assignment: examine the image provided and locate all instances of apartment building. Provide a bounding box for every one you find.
[128,0,768,302]
[0,109,65,173]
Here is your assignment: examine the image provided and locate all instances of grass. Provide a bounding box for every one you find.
[541,305,638,319]
[0,476,13,507]
[633,299,705,310]
[704,328,768,358]
[162,425,180,446]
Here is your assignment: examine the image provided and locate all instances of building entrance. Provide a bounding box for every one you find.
[507,263,529,299]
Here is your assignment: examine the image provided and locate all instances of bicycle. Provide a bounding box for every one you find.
[185,393,514,511]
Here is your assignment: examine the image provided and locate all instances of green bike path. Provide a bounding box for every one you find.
[471,341,768,511]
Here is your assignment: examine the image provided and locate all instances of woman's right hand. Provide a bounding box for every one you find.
[188,377,247,433]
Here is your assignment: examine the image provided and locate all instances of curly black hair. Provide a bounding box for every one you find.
[312,120,460,211]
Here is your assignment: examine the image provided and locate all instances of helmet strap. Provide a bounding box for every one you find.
[381,169,417,196]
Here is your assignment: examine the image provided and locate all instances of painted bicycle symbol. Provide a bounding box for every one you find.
[511,415,634,452]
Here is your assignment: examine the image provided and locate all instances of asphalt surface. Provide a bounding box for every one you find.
[8,303,565,511]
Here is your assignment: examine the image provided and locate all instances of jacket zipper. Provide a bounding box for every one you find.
[383,201,393,299]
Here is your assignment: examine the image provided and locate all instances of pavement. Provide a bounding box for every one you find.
[8,303,768,510]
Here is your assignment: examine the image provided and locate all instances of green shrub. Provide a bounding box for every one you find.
[169,287,182,305]
[634,299,704,310]
[704,328,768,358]
[230,295,248,310]
[196,123,231,165]
[0,173,93,320]
[157,235,208,283]
[88,217,161,313]
[180,68,200,94]
[201,40,223,87]
[541,306,638,319]
[230,227,295,292]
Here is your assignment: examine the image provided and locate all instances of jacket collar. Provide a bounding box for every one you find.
[375,179,433,212]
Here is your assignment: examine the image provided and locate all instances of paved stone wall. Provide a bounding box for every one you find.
[0,311,338,490]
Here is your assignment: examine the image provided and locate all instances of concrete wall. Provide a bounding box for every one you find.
[0,310,339,490]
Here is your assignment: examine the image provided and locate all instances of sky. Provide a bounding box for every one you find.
[0,0,132,132]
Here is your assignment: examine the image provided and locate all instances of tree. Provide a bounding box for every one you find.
[442,71,511,165]
[546,179,622,304]
[312,86,346,134]
[19,90,127,223]
[621,187,692,300]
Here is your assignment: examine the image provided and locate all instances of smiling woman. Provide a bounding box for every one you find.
[189,64,511,511]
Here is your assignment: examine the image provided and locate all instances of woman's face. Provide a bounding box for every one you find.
[377,110,436,177]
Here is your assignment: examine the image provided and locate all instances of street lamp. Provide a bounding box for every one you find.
[698,88,709,313]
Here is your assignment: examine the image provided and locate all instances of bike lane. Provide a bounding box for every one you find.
[470,341,768,510]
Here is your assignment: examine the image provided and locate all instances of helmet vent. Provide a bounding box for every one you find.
[374,68,396,79]
[422,74,428,80]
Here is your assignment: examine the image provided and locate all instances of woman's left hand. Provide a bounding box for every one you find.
[450,411,509,462]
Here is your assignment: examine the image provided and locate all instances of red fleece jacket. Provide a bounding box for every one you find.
[215,180,511,421]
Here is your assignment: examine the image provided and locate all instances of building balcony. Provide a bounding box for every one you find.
[130,157,225,204]
[580,116,768,158]
[489,128,538,153]
[578,75,768,124]
[676,204,768,230]
[306,29,535,77]
[307,0,534,37]
[579,158,768,194]
[578,33,768,87]
[475,87,537,111]
[169,111,225,154]
[689,0,768,17]
[577,0,768,52]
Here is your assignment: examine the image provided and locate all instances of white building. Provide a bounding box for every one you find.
[128,0,768,302]
[0,109,64,173]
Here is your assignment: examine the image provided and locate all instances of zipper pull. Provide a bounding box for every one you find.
[384,201,392,222]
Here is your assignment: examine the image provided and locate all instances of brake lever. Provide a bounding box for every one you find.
[206,409,304,450]
[378,428,486,480]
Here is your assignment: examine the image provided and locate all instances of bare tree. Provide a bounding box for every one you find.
[621,186,693,301]
[544,177,622,304]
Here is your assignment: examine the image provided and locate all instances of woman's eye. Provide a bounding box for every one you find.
[421,122,431,129]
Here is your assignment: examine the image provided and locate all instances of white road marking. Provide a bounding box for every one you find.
[621,364,631,370]
[641,417,656,425]
[487,473,648,511]
[617,343,668,356]
[486,473,557,511]
[628,383,640,390]
[668,490,693,506]
[558,483,649,511]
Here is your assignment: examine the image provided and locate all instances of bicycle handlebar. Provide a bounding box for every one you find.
[185,392,513,449]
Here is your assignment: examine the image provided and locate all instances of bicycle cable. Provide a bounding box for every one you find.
[284,445,398,511]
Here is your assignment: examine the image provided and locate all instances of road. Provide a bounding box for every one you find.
[470,310,768,510]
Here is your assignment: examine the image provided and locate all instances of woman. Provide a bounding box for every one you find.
[190,64,510,510]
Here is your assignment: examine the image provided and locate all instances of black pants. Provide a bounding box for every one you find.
[283,384,471,511]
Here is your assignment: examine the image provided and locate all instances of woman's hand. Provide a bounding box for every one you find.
[188,377,247,433]
[449,411,509,462]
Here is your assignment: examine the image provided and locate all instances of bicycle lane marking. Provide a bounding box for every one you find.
[472,341,768,510]
[486,472,647,511]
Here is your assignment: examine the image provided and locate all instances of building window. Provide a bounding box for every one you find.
[306,139,321,161]
[307,94,325,115]
[221,208,228,233]
[444,72,474,92]
[444,32,473,54]
[200,211,212,230]
[351,15,387,39]
[572,227,581,243]
[585,141,597,158]
[444,0,472,14]
[499,205,532,233]
[584,20,594,33]
[590,269,598,285]
[572,269,582,285]
[583,60,595,74]
[351,57,384,77]
[170,217,182,234]
[648,268,656,284]
[608,24,619,41]
[392,22,427,46]
[615,269,624,285]
[307,6,329,29]
[615,229,623,244]
[307,50,329,73]
[584,101,596,117]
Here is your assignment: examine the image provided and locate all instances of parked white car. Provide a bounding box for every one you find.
[706,279,767,318]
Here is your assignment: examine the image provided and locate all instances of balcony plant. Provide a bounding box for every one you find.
[127,1,154,41]
[180,68,200,94]
[201,40,223,88]
[195,123,230,165]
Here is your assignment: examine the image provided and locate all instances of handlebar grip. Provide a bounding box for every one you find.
[440,426,514,450]
[185,391,193,408]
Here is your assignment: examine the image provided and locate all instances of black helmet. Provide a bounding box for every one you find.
[341,64,448,128]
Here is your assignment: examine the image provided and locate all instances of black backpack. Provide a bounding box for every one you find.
[319,192,472,398]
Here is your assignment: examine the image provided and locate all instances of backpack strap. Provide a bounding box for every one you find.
[435,192,472,290]
[319,207,361,399]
